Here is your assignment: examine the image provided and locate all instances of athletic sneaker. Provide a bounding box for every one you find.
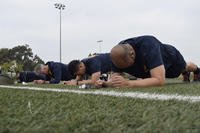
[182,72,190,83]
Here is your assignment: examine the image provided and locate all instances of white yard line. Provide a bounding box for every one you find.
[0,85,200,103]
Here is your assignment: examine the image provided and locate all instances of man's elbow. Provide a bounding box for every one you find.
[157,78,165,86]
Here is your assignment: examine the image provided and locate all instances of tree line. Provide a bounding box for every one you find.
[0,44,44,74]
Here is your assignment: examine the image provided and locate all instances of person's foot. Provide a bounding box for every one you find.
[193,73,200,82]
[182,72,190,83]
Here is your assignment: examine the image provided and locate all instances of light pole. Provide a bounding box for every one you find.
[97,40,103,53]
[54,3,65,62]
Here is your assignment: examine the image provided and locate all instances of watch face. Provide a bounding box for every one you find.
[100,74,108,81]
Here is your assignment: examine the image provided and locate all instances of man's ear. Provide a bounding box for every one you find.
[126,44,135,60]
[129,51,135,59]
[80,62,84,68]
[45,65,49,72]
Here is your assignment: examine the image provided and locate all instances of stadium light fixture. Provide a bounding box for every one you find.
[54,3,65,62]
[97,40,103,53]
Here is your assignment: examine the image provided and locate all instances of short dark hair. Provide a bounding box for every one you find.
[68,60,81,76]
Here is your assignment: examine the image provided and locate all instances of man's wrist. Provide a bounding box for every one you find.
[43,80,49,84]
[102,81,111,87]
[126,80,132,87]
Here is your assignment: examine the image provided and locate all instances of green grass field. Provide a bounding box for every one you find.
[1,80,200,132]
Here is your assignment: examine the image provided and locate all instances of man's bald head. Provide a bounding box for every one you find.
[111,43,135,68]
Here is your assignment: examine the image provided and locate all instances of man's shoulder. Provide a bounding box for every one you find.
[46,61,58,67]
[119,35,157,45]
[47,61,66,66]
[81,56,98,65]
[46,61,67,72]
[97,53,110,59]
[82,53,111,66]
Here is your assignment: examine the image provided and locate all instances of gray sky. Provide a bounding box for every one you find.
[0,0,200,65]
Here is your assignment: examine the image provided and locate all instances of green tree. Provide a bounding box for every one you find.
[0,48,10,64]
[0,44,44,71]
[9,44,33,68]
[1,61,23,77]
[1,61,22,73]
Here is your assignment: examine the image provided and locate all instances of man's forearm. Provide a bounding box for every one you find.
[128,77,165,88]
[78,79,94,85]
[44,81,50,84]
[78,72,101,86]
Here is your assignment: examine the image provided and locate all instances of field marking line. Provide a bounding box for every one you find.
[0,85,200,103]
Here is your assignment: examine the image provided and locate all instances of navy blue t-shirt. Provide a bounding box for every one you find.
[115,35,186,78]
[81,53,113,76]
[46,61,74,84]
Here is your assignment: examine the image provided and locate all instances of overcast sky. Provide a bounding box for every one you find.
[0,0,200,65]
